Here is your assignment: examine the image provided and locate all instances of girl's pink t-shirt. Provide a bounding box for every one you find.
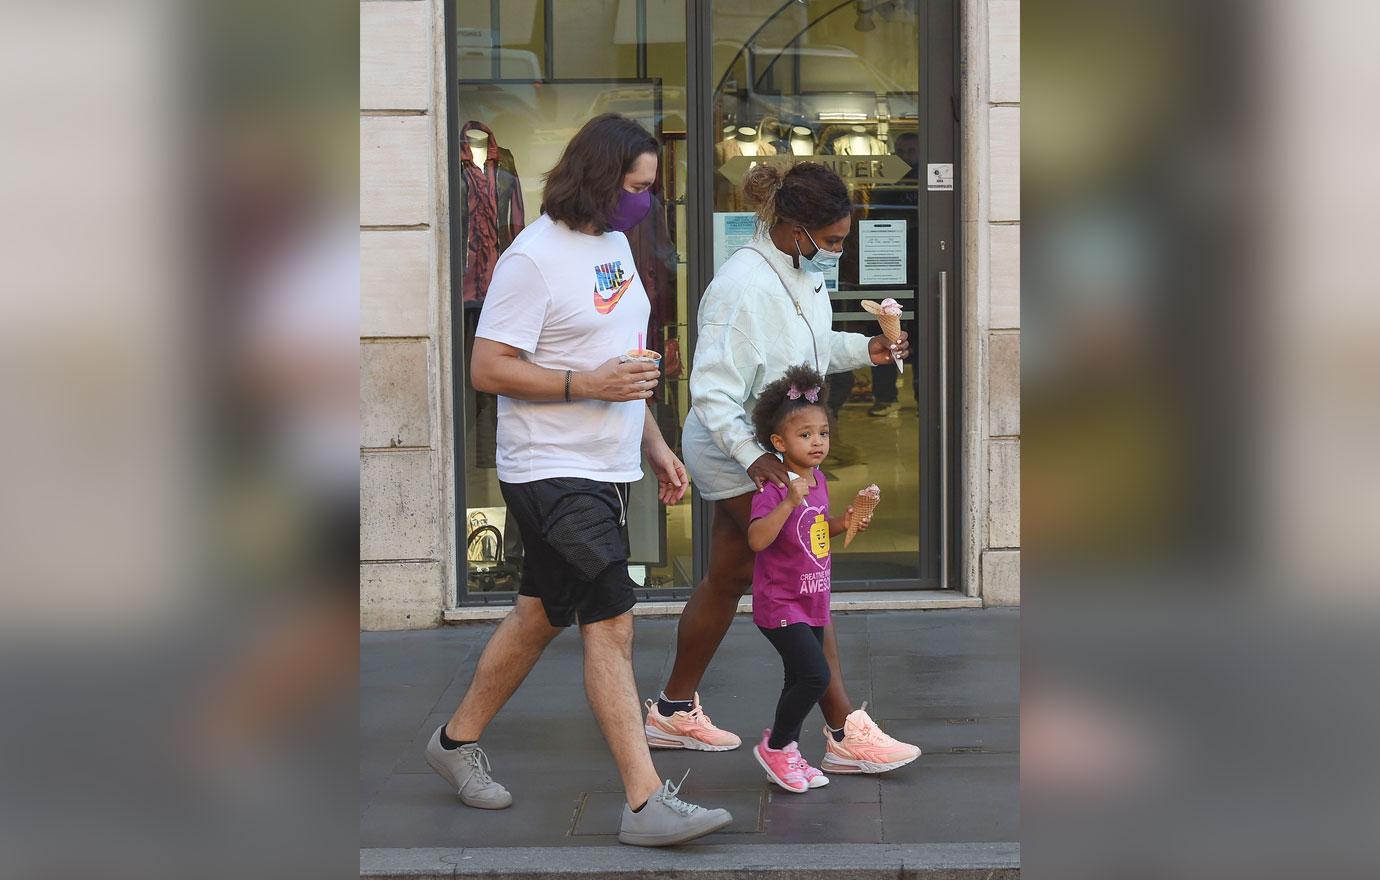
[749,468,832,628]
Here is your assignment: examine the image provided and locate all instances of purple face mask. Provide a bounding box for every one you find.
[608,188,652,232]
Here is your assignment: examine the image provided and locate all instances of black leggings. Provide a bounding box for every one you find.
[758,623,831,750]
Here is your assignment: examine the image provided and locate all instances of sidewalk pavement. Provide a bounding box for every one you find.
[361,607,1018,877]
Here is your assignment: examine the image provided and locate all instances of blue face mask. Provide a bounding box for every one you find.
[796,227,843,273]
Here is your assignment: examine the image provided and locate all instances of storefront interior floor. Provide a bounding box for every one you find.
[465,375,927,594]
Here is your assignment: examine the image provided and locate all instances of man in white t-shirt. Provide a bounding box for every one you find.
[423,115,732,848]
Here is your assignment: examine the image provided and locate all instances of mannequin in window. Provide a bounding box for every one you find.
[830,124,886,156]
[759,117,792,155]
[714,125,777,211]
[458,120,525,303]
[459,121,525,469]
[789,125,815,156]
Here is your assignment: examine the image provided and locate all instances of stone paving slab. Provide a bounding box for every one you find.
[361,842,1021,879]
[361,608,1018,860]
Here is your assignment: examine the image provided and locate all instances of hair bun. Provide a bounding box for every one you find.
[741,162,785,226]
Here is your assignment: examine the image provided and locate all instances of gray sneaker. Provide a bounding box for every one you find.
[618,773,732,847]
[424,726,513,809]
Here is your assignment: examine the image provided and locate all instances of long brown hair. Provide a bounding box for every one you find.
[541,114,659,232]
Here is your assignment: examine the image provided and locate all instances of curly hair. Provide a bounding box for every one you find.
[752,364,830,450]
[741,161,851,231]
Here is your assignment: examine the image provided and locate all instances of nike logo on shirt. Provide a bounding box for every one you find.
[593,276,634,314]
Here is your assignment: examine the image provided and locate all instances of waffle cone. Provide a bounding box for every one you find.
[845,493,880,548]
[876,312,902,343]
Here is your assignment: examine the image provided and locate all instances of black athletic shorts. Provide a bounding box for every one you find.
[499,478,638,627]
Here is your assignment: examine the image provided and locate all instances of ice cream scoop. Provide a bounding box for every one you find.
[620,348,662,365]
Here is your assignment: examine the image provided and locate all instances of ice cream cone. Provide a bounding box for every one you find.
[845,485,881,548]
[861,300,905,374]
[876,313,902,345]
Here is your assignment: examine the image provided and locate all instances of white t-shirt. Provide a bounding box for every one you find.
[475,214,651,483]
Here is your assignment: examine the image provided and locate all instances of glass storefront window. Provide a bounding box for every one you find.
[449,1,693,598]
[448,1,944,603]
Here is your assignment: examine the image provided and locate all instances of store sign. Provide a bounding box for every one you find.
[719,154,913,186]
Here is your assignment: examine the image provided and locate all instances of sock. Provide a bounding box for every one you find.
[631,800,648,813]
[767,731,792,751]
[828,725,846,743]
[439,729,476,751]
[656,692,694,716]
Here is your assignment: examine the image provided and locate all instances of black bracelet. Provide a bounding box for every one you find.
[564,369,572,402]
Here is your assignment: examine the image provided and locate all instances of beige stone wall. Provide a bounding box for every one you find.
[961,0,1021,605]
[357,0,1020,627]
[359,0,452,629]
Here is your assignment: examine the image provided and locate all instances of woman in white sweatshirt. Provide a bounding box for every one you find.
[643,163,922,772]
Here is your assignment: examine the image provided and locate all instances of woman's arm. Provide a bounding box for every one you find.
[688,321,768,470]
[824,330,912,373]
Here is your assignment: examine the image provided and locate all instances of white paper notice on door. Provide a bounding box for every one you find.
[858,220,907,286]
[712,212,757,273]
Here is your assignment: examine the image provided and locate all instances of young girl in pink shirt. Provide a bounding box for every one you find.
[746,365,873,792]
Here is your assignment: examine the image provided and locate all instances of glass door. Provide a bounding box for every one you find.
[701,0,951,588]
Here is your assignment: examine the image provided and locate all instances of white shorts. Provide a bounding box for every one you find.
[682,410,758,502]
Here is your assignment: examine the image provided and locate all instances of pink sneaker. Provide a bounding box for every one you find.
[753,730,808,793]
[644,693,742,752]
[821,703,922,774]
[784,742,829,788]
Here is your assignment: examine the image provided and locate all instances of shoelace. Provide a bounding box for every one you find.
[783,749,810,777]
[843,701,879,745]
[684,704,715,728]
[463,745,495,786]
[657,770,702,816]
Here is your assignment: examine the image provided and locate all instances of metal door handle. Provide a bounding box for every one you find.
[939,270,949,589]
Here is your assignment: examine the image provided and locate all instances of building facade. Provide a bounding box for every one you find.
[360,0,1019,629]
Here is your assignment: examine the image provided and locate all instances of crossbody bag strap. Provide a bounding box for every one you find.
[735,246,822,374]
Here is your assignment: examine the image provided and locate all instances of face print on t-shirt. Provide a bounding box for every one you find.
[593,260,636,314]
[795,506,831,570]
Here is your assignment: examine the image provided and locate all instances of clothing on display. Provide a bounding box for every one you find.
[622,193,677,364]
[756,117,792,155]
[826,125,888,156]
[621,191,682,447]
[715,125,778,212]
[459,120,526,303]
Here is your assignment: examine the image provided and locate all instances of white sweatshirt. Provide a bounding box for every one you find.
[683,232,874,500]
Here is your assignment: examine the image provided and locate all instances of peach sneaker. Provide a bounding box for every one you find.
[644,693,742,752]
[820,703,922,774]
